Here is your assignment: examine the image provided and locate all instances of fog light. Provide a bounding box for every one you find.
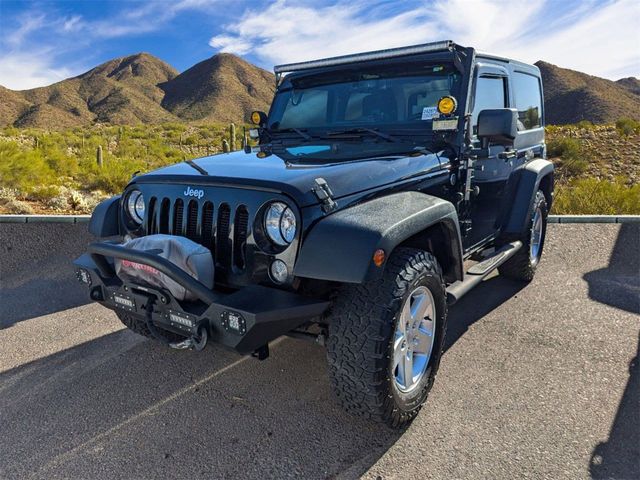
[270,259,288,284]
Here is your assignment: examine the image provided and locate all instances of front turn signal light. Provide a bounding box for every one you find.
[373,249,386,267]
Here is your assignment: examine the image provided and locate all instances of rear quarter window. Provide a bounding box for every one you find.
[512,72,543,129]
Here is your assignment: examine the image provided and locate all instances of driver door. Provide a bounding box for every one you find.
[465,66,512,249]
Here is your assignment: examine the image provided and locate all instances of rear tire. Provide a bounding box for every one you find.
[326,247,447,428]
[499,190,548,281]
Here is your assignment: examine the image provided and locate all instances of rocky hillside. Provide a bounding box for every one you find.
[0,53,274,128]
[536,61,640,125]
[160,53,275,124]
[546,124,640,185]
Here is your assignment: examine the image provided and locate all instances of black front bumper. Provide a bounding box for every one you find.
[73,242,329,355]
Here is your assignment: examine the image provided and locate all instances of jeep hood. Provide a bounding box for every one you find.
[132,150,446,207]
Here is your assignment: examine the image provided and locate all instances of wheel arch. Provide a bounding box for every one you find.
[503,159,554,235]
[398,221,463,284]
[293,192,464,284]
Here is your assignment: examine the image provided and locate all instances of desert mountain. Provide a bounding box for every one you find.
[616,77,640,96]
[2,53,181,128]
[536,61,640,125]
[160,53,275,123]
[0,53,274,128]
[0,53,637,128]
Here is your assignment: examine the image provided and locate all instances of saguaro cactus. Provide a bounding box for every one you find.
[222,139,230,153]
[229,123,236,151]
[96,145,103,168]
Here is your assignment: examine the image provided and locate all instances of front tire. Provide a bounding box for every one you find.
[326,248,448,428]
[499,190,548,281]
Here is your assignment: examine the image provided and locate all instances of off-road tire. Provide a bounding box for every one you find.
[116,311,184,343]
[327,247,447,428]
[499,190,548,282]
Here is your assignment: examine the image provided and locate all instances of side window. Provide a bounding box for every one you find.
[512,72,543,129]
[472,76,507,133]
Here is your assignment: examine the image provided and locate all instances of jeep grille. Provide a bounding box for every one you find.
[145,196,248,272]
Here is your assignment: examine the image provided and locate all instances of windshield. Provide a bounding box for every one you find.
[268,62,461,132]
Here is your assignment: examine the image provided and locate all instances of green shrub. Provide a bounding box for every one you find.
[28,185,61,201]
[0,141,55,193]
[559,158,589,176]
[553,177,640,215]
[615,118,640,137]
[575,120,594,129]
[0,197,35,214]
[546,137,582,158]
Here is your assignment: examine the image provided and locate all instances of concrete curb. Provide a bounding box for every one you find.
[0,215,90,223]
[547,215,640,224]
[1,214,639,224]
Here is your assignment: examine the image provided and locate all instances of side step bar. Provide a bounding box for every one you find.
[446,240,523,305]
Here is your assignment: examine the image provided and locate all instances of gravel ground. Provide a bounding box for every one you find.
[0,223,638,480]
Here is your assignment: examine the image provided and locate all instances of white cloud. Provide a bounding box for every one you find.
[0,52,76,90]
[63,15,83,32]
[210,0,640,79]
[510,0,640,79]
[89,0,224,39]
[0,0,226,89]
[6,13,46,47]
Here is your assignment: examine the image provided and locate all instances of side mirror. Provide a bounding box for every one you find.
[477,108,518,147]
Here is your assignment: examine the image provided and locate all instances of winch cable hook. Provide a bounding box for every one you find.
[143,298,207,351]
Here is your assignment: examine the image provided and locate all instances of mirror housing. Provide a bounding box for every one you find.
[477,108,518,147]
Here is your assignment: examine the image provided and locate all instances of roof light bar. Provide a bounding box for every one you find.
[274,40,455,74]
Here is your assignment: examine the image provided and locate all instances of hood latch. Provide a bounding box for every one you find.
[312,178,337,213]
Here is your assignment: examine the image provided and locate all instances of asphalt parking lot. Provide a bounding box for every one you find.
[1,223,638,479]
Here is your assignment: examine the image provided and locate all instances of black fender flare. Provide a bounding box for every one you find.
[293,192,463,284]
[89,195,121,238]
[503,159,554,235]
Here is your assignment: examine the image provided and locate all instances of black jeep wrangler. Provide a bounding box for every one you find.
[75,41,553,427]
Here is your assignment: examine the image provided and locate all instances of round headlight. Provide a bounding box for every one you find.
[265,202,296,246]
[126,190,145,224]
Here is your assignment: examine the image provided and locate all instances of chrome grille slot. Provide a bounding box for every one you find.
[233,206,249,270]
[202,201,214,250]
[186,200,199,240]
[159,198,170,234]
[146,197,157,233]
[173,199,184,235]
[216,203,231,269]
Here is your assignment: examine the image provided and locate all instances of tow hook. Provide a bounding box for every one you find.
[144,299,208,351]
[169,326,208,351]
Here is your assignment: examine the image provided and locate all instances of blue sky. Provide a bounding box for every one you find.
[0,0,638,90]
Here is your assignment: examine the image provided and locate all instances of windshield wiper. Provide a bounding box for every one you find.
[325,127,399,143]
[270,127,313,141]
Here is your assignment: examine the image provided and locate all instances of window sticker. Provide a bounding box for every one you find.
[421,106,438,120]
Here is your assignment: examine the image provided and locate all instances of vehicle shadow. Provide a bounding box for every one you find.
[445,273,526,351]
[589,332,639,479]
[582,223,640,315]
[585,224,640,479]
[0,330,402,480]
[1,275,528,480]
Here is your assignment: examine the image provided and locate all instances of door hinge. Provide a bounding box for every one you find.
[313,178,337,213]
